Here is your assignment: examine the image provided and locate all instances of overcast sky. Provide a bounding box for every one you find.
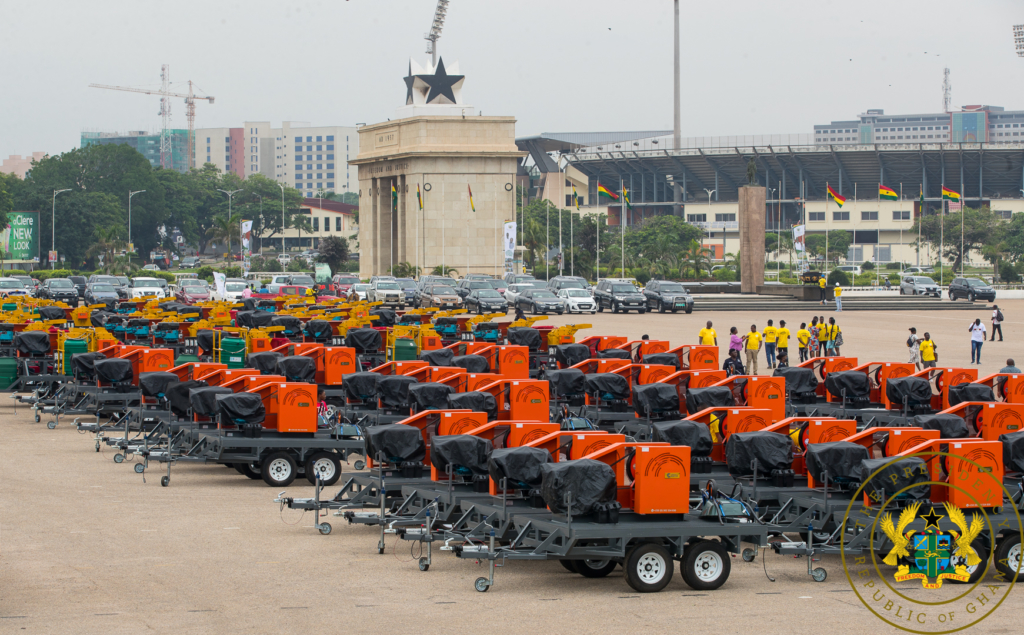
[2,0,1022,160]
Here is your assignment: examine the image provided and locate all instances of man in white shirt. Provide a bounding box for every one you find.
[968,318,986,364]
[991,305,1004,342]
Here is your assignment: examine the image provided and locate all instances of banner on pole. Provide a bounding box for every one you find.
[792,224,806,252]
[241,220,253,250]
[503,221,517,261]
[213,272,227,299]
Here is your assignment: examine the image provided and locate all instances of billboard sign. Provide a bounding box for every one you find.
[1,211,40,263]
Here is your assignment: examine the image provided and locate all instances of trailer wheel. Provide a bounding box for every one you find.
[236,462,261,480]
[353,460,366,471]
[811,568,827,582]
[134,463,145,474]
[742,548,756,562]
[625,543,673,592]
[261,452,297,487]
[305,452,341,486]
[318,522,332,536]
[161,476,169,487]
[680,540,730,591]
[474,577,490,592]
[113,453,125,464]
[418,557,429,572]
[576,559,617,578]
[994,534,1021,581]
[559,559,578,573]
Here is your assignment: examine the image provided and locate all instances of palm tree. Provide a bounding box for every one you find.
[86,227,127,274]
[680,240,712,279]
[430,265,458,276]
[390,262,421,278]
[207,212,243,261]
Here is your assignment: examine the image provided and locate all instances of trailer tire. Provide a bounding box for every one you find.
[994,534,1022,581]
[305,452,341,486]
[576,559,617,578]
[474,577,490,592]
[236,462,262,480]
[625,543,673,592]
[559,559,578,573]
[680,540,730,591]
[261,452,297,487]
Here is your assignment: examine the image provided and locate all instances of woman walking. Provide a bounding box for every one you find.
[907,327,922,371]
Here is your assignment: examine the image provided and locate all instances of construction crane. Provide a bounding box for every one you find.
[424,0,450,67]
[90,64,214,170]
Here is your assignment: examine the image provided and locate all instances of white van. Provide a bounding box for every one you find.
[835,265,862,275]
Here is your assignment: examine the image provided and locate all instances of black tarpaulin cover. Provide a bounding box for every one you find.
[684,386,734,415]
[364,424,425,463]
[343,372,381,401]
[554,344,590,368]
[430,434,492,475]
[276,356,316,382]
[597,348,631,360]
[95,358,133,383]
[885,376,933,405]
[240,298,258,312]
[651,420,713,457]
[154,321,179,333]
[369,308,397,328]
[15,332,50,355]
[452,354,489,373]
[948,383,996,406]
[913,413,970,439]
[189,386,234,416]
[544,368,586,397]
[346,328,382,352]
[215,392,265,424]
[175,305,202,316]
[999,431,1024,473]
[378,375,418,407]
[585,373,630,400]
[271,315,302,334]
[304,320,333,339]
[90,311,113,327]
[139,372,179,398]
[856,457,930,499]
[420,348,455,367]
[539,459,618,516]
[38,306,66,321]
[824,371,871,400]
[100,298,118,312]
[507,327,541,349]
[642,353,680,369]
[774,366,818,394]
[128,318,150,328]
[475,322,500,332]
[632,383,680,415]
[725,431,793,476]
[488,446,552,488]
[166,380,207,416]
[247,352,284,374]
[71,352,107,377]
[408,382,454,410]
[804,441,870,483]
[447,391,497,419]
[196,330,214,353]
[236,311,274,328]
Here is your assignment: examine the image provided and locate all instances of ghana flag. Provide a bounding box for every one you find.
[827,184,846,207]
[942,185,961,202]
[879,184,898,200]
[391,182,397,210]
[597,181,619,201]
[468,185,476,212]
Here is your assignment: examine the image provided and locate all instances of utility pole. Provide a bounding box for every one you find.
[278,184,286,254]
[51,189,71,269]
[672,0,682,215]
[128,189,146,258]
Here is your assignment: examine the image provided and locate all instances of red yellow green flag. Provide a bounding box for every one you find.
[597,182,619,200]
[879,184,898,201]
[941,186,960,202]
[468,185,476,212]
[827,184,846,207]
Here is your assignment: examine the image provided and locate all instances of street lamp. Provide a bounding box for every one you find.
[51,189,71,269]
[767,187,777,266]
[703,188,715,261]
[217,188,242,258]
[278,184,286,253]
[253,194,263,254]
[128,189,146,258]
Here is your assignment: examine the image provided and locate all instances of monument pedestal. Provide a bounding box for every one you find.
[738,185,766,294]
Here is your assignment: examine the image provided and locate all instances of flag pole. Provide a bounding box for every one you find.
[825,181,829,269]
[899,183,903,273]
[940,184,944,286]
[620,177,625,277]
[960,191,965,278]
[441,182,445,275]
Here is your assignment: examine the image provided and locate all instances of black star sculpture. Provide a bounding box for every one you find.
[920,506,945,531]
[403,57,464,106]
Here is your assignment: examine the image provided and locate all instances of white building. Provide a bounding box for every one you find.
[242,121,359,198]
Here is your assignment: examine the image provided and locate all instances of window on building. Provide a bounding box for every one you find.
[335,217,341,231]
[313,217,319,231]
[306,136,312,142]
[307,191,313,197]
[316,182,323,188]
[295,175,303,181]
[686,214,707,222]
[307,173,313,179]
[326,163,335,169]
[295,185,303,190]
[808,212,825,221]
[327,172,334,178]
[306,155,312,160]
[316,164,323,170]
[995,210,1012,220]
[833,211,849,221]
[327,154,334,160]
[316,145,322,151]
[326,144,334,150]
[316,173,323,179]
[861,211,878,221]
[875,245,891,262]
[892,210,911,220]
[715,213,736,222]
[316,155,322,161]
[306,164,312,170]
[847,246,864,262]
[327,135,334,141]
[327,181,335,188]
[316,136,322,142]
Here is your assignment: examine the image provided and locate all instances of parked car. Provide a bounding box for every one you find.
[368,280,405,308]
[69,275,87,298]
[903,266,934,274]
[464,273,493,281]
[277,253,293,266]
[642,280,694,314]
[464,289,508,314]
[557,288,597,314]
[486,279,509,296]
[265,275,292,294]
[395,278,418,305]
[948,277,996,302]
[11,275,37,296]
[900,276,941,298]
[84,282,119,305]
[115,276,131,299]
[414,277,457,304]
[835,265,862,276]
[332,275,360,295]
[0,278,29,298]
[142,264,161,272]
[455,279,495,299]
[176,279,211,304]
[369,275,396,286]
[503,283,536,306]
[546,276,587,293]
[37,278,80,305]
[594,279,647,313]
[351,283,371,301]
[218,279,249,302]
[180,256,200,269]
[417,284,461,309]
[503,273,537,286]
[515,288,565,315]
[130,277,167,299]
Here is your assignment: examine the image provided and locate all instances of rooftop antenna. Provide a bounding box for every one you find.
[425,0,450,68]
[942,67,951,113]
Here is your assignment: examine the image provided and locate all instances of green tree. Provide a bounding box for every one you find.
[679,240,712,278]
[317,236,351,273]
[234,173,303,249]
[1002,213,1024,263]
[389,261,421,279]
[913,206,998,272]
[86,226,127,274]
[206,212,243,260]
[431,265,458,276]
[0,171,18,229]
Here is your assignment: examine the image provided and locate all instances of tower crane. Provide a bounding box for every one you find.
[90,65,214,170]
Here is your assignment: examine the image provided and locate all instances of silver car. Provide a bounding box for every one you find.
[900,275,941,298]
[368,280,405,308]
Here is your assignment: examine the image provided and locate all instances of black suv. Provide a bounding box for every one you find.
[642,280,694,314]
[594,280,646,314]
[515,288,565,315]
[948,277,996,302]
[69,275,87,299]
[464,289,508,314]
[38,278,80,305]
[455,279,495,299]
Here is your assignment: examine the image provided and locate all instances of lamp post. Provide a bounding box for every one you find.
[253,194,263,254]
[127,189,146,262]
[278,184,286,253]
[51,189,71,269]
[217,189,242,259]
[767,187,777,267]
[703,188,715,262]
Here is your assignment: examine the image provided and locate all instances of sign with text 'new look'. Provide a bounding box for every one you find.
[1,212,40,263]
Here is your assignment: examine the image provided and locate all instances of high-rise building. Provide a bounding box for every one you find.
[192,127,244,178]
[1,152,48,179]
[813,105,1024,145]
[80,130,190,172]
[242,121,359,197]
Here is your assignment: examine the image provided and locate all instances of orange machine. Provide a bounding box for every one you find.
[371,360,428,376]
[797,356,858,397]
[761,417,857,474]
[667,344,719,371]
[977,373,1024,404]
[429,420,561,483]
[242,374,286,391]
[117,347,175,382]
[196,368,260,387]
[570,358,630,375]
[577,335,628,356]
[462,372,502,392]
[844,361,915,407]
[493,345,530,379]
[911,367,978,411]
[319,346,357,385]
[939,401,1024,440]
[887,439,1004,509]
[712,375,786,422]
[406,365,468,390]
[246,381,318,433]
[685,407,772,461]
[479,379,549,422]
[569,432,627,459]
[368,409,483,468]
[616,339,670,362]
[631,363,676,386]
[582,442,688,514]
[169,362,226,382]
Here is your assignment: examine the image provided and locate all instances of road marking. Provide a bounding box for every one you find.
[223,527,240,530]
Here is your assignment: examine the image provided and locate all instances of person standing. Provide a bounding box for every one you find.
[809,317,820,358]
[728,326,743,357]
[907,327,922,371]
[776,320,791,364]
[920,332,938,369]
[699,321,718,347]
[723,349,745,376]
[834,282,843,312]
[819,274,827,305]
[763,320,778,369]
[1000,358,1021,373]
[825,317,842,355]
[797,322,811,362]
[817,315,829,357]
[742,324,762,375]
[991,305,1004,342]
[969,318,986,364]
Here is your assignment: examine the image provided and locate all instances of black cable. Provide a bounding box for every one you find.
[762,543,776,582]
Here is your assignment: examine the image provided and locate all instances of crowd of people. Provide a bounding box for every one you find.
[699,317,843,377]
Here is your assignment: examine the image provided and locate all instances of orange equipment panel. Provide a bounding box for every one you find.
[632,364,676,386]
[911,367,978,411]
[617,339,670,362]
[169,362,225,382]
[976,373,1024,404]
[577,335,628,356]
[580,442,673,513]
[940,402,1024,440]
[247,382,318,433]
[631,444,691,515]
[675,345,719,371]
[479,379,549,422]
[894,439,1004,509]
[370,360,428,376]
[434,411,492,436]
[321,346,357,385]
[116,347,175,382]
[494,345,529,379]
[570,358,630,375]
[798,356,858,397]
[463,373,503,392]
[713,376,786,422]
[763,417,855,475]
[197,368,260,387]
[685,407,771,462]
[569,433,626,460]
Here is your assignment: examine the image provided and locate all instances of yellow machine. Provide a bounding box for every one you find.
[546,323,592,346]
[509,316,546,328]
[464,313,506,330]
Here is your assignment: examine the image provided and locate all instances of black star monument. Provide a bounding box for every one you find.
[403,57,464,106]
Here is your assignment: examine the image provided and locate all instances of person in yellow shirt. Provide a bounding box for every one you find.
[796,322,811,362]
[776,320,791,365]
[742,324,762,375]
[698,320,718,346]
[816,314,828,357]
[762,320,778,369]
[834,282,843,312]
[919,332,937,368]
[824,317,842,355]
[819,275,827,305]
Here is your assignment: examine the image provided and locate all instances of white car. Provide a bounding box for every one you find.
[218,280,249,302]
[0,277,28,298]
[352,283,372,301]
[503,283,535,306]
[835,265,862,275]
[558,288,597,314]
[130,277,167,299]
[368,280,405,308]
[277,254,293,266]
